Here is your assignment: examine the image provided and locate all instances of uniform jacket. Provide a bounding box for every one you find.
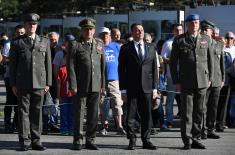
[118,41,158,95]
[67,37,105,93]
[211,39,225,87]
[170,32,214,89]
[9,34,52,89]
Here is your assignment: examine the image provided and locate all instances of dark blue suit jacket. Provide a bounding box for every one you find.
[118,41,158,95]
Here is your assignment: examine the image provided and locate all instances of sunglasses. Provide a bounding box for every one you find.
[226,37,234,40]
[17,32,24,35]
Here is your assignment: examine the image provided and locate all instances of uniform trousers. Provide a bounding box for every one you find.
[73,92,99,144]
[180,87,207,145]
[17,89,44,147]
[126,92,152,142]
[202,86,221,132]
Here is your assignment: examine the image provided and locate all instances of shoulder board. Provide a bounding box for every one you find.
[200,34,211,41]
[94,38,103,44]
[216,40,224,47]
[70,40,78,47]
[200,33,207,38]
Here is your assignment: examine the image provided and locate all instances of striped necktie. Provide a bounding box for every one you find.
[138,43,143,61]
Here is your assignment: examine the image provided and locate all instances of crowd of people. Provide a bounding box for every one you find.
[0,12,235,151]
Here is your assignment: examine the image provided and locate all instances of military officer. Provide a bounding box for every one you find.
[67,18,105,150]
[200,20,224,140]
[170,14,213,150]
[9,13,52,151]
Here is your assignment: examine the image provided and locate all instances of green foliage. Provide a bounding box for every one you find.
[0,0,19,17]
[1,0,229,19]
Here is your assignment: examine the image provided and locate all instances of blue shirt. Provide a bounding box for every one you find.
[104,42,120,81]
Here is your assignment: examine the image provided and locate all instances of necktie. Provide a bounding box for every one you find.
[138,43,143,61]
[29,37,34,45]
[87,42,92,51]
[87,42,91,47]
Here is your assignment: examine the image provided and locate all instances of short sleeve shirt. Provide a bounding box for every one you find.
[53,50,65,67]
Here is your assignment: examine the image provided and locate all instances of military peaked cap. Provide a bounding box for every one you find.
[79,18,96,28]
[200,20,215,30]
[23,13,40,24]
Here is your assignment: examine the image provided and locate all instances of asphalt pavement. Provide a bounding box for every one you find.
[0,79,235,155]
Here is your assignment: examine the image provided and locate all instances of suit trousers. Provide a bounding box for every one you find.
[202,86,221,132]
[17,89,44,147]
[216,85,230,129]
[180,87,207,145]
[126,92,152,142]
[73,92,99,144]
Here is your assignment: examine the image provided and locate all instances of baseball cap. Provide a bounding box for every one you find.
[98,27,110,34]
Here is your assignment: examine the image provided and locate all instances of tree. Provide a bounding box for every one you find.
[1,0,234,20]
[0,0,19,18]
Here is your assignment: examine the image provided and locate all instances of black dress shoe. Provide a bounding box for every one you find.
[127,139,136,150]
[216,127,224,132]
[143,141,157,150]
[85,142,99,150]
[73,144,82,150]
[207,131,220,139]
[19,145,30,151]
[32,145,46,151]
[191,141,206,149]
[201,132,207,139]
[183,144,191,150]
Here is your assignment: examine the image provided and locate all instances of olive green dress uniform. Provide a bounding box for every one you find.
[9,34,52,147]
[170,32,213,145]
[209,40,225,88]
[67,37,105,145]
[203,39,225,133]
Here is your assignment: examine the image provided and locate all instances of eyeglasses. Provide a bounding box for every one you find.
[226,37,234,40]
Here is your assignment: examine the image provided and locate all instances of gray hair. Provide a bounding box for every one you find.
[214,27,219,34]
[144,33,152,38]
[48,32,60,38]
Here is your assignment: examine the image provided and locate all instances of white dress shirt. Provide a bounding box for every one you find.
[133,40,145,58]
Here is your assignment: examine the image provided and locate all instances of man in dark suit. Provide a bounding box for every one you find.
[170,14,213,150]
[118,23,158,150]
[200,20,224,139]
[9,13,52,151]
[67,18,105,150]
